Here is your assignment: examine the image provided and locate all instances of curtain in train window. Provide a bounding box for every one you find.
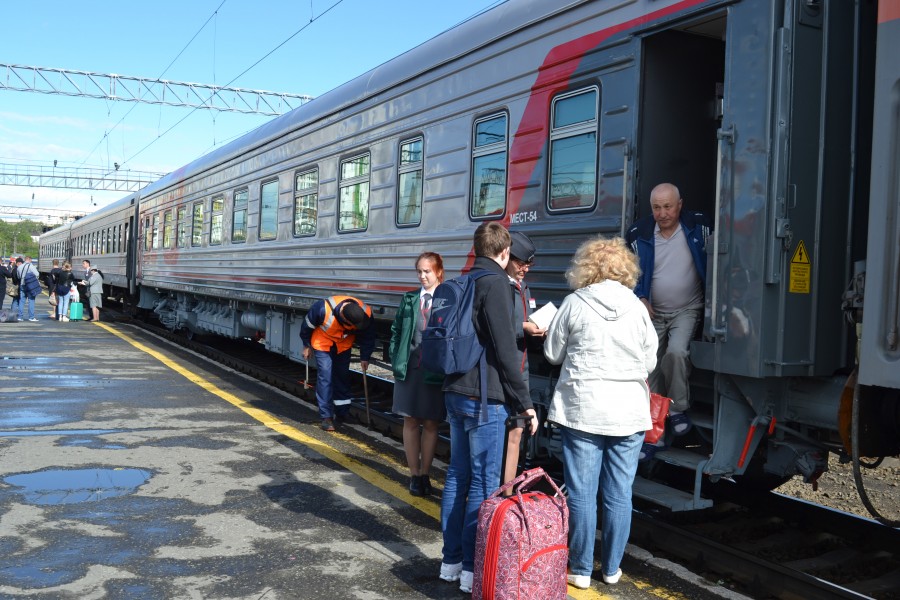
[163,212,173,248]
[397,137,424,226]
[260,180,279,240]
[548,88,599,211]
[339,154,370,232]
[294,169,318,236]
[143,218,151,251]
[210,195,224,245]
[232,188,248,242]
[471,114,508,218]
[191,202,204,247]
[176,207,187,248]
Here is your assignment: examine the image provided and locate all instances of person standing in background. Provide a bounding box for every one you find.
[390,251,446,497]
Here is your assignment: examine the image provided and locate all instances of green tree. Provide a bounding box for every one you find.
[0,220,42,259]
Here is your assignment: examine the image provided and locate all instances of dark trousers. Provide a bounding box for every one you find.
[313,346,352,420]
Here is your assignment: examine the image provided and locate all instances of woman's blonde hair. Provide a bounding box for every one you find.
[62,261,72,271]
[565,236,640,290]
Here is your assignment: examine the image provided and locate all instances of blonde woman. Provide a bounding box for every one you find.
[55,262,75,321]
[543,236,657,589]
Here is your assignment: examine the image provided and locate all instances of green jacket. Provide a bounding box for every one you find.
[390,290,443,385]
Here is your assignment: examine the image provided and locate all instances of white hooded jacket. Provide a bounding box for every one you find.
[544,280,658,436]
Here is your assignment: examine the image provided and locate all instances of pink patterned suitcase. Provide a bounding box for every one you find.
[472,467,568,599]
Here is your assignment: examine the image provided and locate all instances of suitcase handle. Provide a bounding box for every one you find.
[489,466,563,501]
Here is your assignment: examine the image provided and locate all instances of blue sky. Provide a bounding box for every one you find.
[0,0,502,217]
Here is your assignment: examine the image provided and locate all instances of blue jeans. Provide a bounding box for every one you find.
[313,347,351,419]
[561,425,643,578]
[58,293,71,319]
[18,288,35,320]
[440,392,508,571]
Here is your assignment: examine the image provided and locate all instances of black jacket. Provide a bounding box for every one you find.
[443,256,532,412]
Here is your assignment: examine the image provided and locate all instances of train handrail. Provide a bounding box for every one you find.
[709,125,735,338]
[620,143,631,238]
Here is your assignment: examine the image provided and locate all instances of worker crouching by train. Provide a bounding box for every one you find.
[301,296,375,432]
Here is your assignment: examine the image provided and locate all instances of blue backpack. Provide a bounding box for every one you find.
[421,270,495,375]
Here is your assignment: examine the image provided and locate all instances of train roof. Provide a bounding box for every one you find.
[139,0,578,199]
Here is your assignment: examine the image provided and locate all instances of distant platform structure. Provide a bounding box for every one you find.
[0,164,165,192]
[1,63,312,116]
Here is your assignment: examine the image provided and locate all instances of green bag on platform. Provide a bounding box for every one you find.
[69,302,83,321]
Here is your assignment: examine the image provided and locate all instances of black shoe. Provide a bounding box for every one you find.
[336,412,360,426]
[420,475,433,496]
[409,475,423,497]
[320,418,335,432]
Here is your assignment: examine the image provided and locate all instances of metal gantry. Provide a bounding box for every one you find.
[0,63,312,116]
[0,164,165,192]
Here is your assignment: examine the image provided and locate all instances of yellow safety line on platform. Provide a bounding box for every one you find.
[99,322,603,600]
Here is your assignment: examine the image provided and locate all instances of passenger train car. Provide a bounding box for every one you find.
[41,0,900,513]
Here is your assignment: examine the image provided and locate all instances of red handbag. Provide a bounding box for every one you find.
[646,393,670,444]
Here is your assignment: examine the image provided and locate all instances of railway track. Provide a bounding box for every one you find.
[114,311,900,600]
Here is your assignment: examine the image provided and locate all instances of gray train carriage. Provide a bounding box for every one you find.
[39,0,899,513]
[40,194,138,298]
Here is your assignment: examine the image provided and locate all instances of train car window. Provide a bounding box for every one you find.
[210,195,224,245]
[191,202,204,247]
[176,207,187,248]
[547,88,599,212]
[293,169,317,237]
[339,154,370,232]
[163,211,174,248]
[259,180,279,240]
[397,137,424,226]
[470,114,508,219]
[152,214,161,250]
[232,188,248,242]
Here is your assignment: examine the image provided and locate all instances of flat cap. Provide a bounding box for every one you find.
[509,231,536,263]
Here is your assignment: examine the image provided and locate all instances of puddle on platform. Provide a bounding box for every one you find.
[59,437,127,449]
[0,410,69,428]
[0,429,120,437]
[4,467,152,505]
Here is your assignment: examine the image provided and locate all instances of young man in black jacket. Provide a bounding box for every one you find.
[439,221,538,593]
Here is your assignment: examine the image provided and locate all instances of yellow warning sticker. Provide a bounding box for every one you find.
[789,240,811,293]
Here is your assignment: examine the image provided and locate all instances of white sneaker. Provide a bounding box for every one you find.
[567,574,591,589]
[28,318,38,322]
[439,562,462,582]
[602,568,622,584]
[459,570,473,594]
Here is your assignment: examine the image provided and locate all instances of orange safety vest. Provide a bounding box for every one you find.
[310,296,373,353]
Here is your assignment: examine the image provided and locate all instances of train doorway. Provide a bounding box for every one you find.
[634,14,726,220]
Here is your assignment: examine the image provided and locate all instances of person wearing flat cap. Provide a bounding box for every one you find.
[502,231,545,486]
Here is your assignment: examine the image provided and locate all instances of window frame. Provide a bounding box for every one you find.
[396,136,424,227]
[191,201,204,247]
[469,112,509,220]
[293,168,318,237]
[546,86,600,214]
[338,152,371,233]
[259,179,279,241]
[232,188,249,243]
[209,194,225,245]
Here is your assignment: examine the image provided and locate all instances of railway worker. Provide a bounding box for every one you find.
[501,231,545,488]
[77,260,91,304]
[300,296,375,432]
[543,236,657,589]
[625,182,712,460]
[439,222,538,594]
[389,251,446,497]
[83,268,104,322]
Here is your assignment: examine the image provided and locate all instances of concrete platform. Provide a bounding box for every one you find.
[0,297,744,599]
